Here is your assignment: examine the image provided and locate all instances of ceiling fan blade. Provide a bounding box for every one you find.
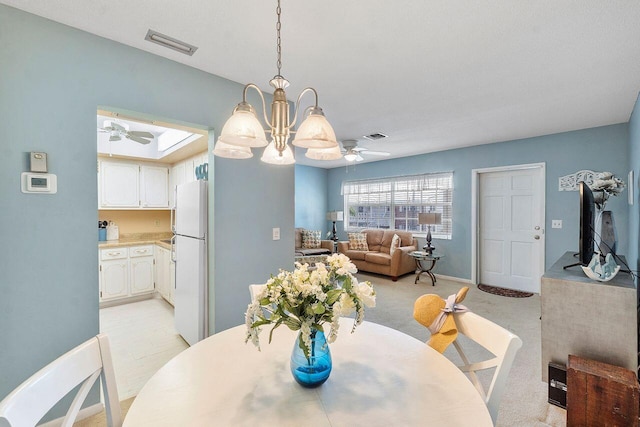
[355,154,365,162]
[362,150,390,156]
[98,128,109,133]
[109,135,121,142]
[110,122,126,132]
[126,134,152,145]
[129,131,154,138]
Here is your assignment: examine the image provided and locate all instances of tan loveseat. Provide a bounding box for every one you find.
[337,229,417,281]
[295,228,333,256]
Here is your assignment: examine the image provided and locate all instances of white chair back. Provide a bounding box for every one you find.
[0,334,122,427]
[249,284,267,302]
[452,311,522,425]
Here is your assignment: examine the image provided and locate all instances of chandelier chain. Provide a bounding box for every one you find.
[276,0,282,76]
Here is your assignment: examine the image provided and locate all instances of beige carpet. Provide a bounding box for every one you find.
[73,397,135,427]
[358,271,567,427]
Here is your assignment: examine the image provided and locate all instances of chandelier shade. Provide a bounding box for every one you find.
[212,140,254,159]
[261,141,295,165]
[217,105,268,148]
[305,144,343,160]
[292,108,338,149]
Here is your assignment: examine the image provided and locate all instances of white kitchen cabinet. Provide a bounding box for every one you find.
[100,259,129,301]
[140,165,169,208]
[129,245,155,295]
[155,245,172,304]
[99,161,139,208]
[99,247,129,301]
[99,160,169,209]
[99,245,155,303]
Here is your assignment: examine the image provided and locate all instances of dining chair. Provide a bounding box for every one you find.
[0,334,123,427]
[451,311,523,425]
[249,284,267,302]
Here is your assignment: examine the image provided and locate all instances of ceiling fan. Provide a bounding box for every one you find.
[99,120,155,145]
[341,139,390,162]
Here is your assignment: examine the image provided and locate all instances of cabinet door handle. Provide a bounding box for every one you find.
[135,249,148,253]
[108,252,121,256]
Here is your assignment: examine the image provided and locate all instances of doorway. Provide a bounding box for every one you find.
[471,163,545,293]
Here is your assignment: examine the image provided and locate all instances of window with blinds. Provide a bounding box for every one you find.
[342,172,453,239]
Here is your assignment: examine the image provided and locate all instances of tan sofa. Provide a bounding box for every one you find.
[337,229,417,281]
[295,228,333,256]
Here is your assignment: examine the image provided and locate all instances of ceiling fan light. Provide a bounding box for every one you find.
[218,106,268,148]
[292,110,338,149]
[344,152,358,162]
[305,144,343,161]
[261,141,295,165]
[212,140,254,159]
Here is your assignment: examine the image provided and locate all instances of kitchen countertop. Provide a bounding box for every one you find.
[99,233,173,250]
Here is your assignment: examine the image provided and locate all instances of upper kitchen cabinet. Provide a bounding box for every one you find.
[99,159,169,209]
[140,165,169,208]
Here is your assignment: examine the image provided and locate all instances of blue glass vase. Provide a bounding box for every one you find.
[290,329,332,388]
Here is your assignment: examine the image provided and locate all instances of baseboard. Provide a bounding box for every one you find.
[434,274,473,285]
[38,403,103,427]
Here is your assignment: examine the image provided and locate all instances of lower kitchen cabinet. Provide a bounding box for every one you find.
[99,245,155,303]
[155,245,174,305]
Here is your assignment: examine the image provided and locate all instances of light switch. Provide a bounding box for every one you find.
[552,220,562,229]
[272,227,280,240]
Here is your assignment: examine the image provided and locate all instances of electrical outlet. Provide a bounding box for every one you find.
[272,227,280,240]
[552,220,562,229]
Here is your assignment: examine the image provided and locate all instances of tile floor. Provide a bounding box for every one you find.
[99,297,188,399]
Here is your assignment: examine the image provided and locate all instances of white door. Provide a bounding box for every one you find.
[479,167,545,293]
[174,235,207,346]
[140,166,169,208]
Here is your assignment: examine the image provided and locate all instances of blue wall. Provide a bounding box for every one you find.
[294,165,328,233]
[629,93,640,280]
[0,4,294,414]
[327,124,630,280]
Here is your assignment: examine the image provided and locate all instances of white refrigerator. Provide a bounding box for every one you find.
[174,180,208,346]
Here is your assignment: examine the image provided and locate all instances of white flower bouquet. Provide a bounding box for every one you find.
[245,253,376,358]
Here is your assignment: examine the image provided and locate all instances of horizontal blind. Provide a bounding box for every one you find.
[342,172,453,238]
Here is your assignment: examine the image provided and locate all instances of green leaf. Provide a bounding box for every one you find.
[313,304,326,315]
[250,319,272,328]
[326,289,342,305]
[268,320,283,344]
[283,317,301,330]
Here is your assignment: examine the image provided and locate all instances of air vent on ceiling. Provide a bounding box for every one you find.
[145,29,198,56]
[363,132,388,141]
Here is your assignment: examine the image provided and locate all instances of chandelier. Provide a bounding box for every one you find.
[213,0,341,164]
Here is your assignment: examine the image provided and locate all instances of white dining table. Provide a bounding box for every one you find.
[123,318,493,426]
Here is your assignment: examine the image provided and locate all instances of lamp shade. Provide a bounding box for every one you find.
[418,213,442,225]
[292,111,338,149]
[326,211,344,221]
[212,140,253,159]
[218,108,268,148]
[260,141,295,165]
[305,144,343,160]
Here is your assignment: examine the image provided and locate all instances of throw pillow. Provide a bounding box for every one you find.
[348,232,369,251]
[302,230,321,249]
[390,233,401,255]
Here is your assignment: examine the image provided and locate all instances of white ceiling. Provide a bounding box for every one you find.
[4,0,640,168]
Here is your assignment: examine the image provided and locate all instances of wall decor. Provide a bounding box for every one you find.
[558,170,597,191]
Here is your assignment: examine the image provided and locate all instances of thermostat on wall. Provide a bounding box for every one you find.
[21,172,57,194]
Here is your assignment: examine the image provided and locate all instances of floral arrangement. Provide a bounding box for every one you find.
[590,172,625,209]
[245,253,376,358]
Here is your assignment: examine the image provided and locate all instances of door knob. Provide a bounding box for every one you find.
[534,235,540,240]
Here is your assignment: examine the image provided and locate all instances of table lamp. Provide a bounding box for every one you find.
[419,212,442,254]
[326,211,344,241]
